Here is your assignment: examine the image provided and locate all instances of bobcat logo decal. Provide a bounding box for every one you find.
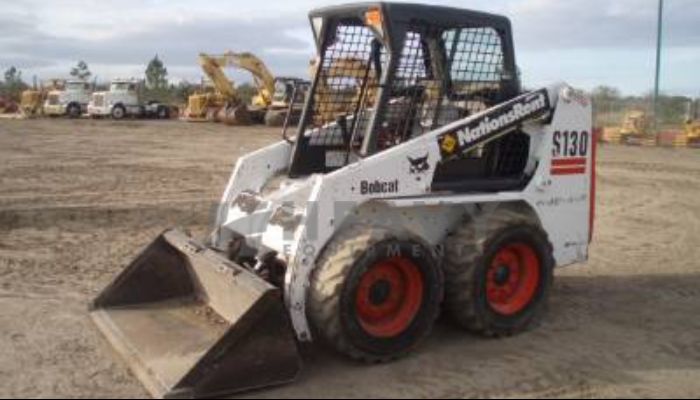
[408,154,430,174]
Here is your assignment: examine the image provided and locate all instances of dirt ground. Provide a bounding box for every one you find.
[0,118,699,399]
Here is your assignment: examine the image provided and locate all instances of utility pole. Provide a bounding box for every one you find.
[653,0,664,134]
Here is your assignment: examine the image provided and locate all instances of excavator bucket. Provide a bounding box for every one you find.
[89,229,301,399]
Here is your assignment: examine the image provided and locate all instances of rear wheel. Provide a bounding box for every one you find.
[157,106,169,119]
[443,209,554,337]
[67,103,81,119]
[308,225,443,362]
[111,105,126,120]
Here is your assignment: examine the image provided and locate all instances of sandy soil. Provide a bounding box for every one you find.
[0,118,699,399]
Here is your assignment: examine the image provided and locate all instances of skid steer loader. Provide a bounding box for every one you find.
[91,3,595,398]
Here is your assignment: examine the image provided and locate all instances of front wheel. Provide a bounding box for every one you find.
[308,225,443,363]
[443,210,554,337]
[111,105,126,120]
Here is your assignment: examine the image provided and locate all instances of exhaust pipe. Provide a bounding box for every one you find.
[90,229,301,398]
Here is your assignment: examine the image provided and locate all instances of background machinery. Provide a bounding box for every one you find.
[0,96,18,114]
[184,51,309,126]
[183,52,251,124]
[618,110,655,145]
[685,98,700,147]
[19,79,65,118]
[226,51,310,126]
[19,88,45,118]
[44,80,91,118]
[91,3,595,398]
[87,79,172,120]
[263,76,310,127]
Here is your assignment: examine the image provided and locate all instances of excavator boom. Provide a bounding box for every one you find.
[197,53,240,102]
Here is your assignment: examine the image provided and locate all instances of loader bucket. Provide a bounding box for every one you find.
[90,229,301,399]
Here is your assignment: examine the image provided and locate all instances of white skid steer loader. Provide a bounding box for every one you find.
[91,2,595,398]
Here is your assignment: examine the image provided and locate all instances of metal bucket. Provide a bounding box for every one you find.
[90,229,301,398]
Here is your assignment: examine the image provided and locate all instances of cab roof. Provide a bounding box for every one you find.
[308,2,512,31]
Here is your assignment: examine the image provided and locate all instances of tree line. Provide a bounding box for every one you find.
[0,56,258,105]
[590,86,693,128]
[0,59,694,127]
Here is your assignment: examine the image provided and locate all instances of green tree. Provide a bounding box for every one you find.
[643,93,691,127]
[590,85,623,127]
[70,61,92,81]
[144,55,170,102]
[145,55,168,90]
[1,66,28,101]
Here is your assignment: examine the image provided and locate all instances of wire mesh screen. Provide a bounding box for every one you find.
[444,27,505,113]
[301,18,508,166]
[377,30,436,149]
[308,23,382,150]
[375,23,506,151]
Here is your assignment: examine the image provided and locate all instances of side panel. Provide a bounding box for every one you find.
[211,141,293,247]
[525,88,594,265]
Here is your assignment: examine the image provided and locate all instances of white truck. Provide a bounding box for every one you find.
[87,79,172,120]
[43,80,91,118]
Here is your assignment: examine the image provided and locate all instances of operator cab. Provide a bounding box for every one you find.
[272,77,309,106]
[289,2,529,192]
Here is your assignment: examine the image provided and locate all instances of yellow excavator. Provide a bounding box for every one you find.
[685,99,700,147]
[183,52,251,125]
[207,51,311,127]
[184,51,309,126]
[19,79,65,118]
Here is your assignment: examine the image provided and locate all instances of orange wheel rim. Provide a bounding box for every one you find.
[355,257,424,338]
[486,243,540,316]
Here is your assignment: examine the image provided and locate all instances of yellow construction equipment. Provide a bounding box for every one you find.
[184,51,308,126]
[18,79,63,118]
[685,99,700,147]
[603,110,656,146]
[184,52,250,125]
[214,51,274,124]
[19,89,43,117]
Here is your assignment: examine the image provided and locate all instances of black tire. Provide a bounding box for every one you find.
[308,225,443,363]
[67,103,81,119]
[157,106,169,120]
[111,105,126,120]
[443,208,554,337]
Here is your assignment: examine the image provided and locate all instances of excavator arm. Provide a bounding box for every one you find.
[214,51,277,106]
[197,53,240,103]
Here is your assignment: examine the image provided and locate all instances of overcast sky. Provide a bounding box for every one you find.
[1,0,698,96]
